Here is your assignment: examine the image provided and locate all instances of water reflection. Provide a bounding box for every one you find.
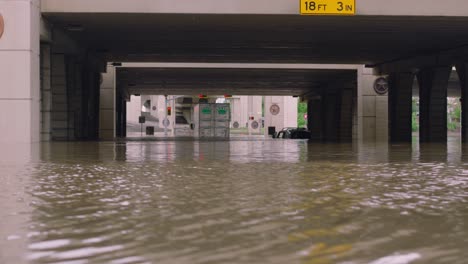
[1,139,468,263]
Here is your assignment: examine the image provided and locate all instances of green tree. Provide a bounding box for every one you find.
[298,102,307,127]
[412,98,419,132]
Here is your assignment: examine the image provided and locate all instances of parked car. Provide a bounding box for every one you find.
[272,127,311,139]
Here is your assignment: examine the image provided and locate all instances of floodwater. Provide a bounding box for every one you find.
[1,138,468,264]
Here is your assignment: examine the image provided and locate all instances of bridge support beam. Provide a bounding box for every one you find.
[417,67,451,143]
[457,63,468,143]
[388,72,414,143]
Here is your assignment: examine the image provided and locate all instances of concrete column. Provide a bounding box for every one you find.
[339,89,354,142]
[417,67,451,143]
[72,61,84,139]
[40,44,52,141]
[0,0,40,143]
[99,66,115,140]
[352,91,358,140]
[116,93,123,138]
[307,89,353,143]
[307,97,322,141]
[82,67,101,140]
[65,57,77,140]
[122,97,127,138]
[322,92,339,142]
[357,67,389,143]
[50,53,69,140]
[388,72,414,143]
[456,63,468,143]
[115,93,128,138]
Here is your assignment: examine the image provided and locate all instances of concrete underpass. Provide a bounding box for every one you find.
[5,2,468,264]
[2,0,468,144]
[111,63,358,141]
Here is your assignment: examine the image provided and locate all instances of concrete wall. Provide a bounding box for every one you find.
[284,96,298,128]
[0,0,40,143]
[129,95,266,131]
[230,96,262,129]
[264,96,298,136]
[127,95,141,124]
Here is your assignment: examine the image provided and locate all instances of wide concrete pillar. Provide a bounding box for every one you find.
[322,92,340,142]
[307,97,322,141]
[71,59,85,139]
[339,88,354,142]
[417,67,451,143]
[357,67,389,143]
[0,0,40,143]
[82,66,101,140]
[307,88,353,142]
[388,72,414,143]
[99,65,115,140]
[457,63,468,143]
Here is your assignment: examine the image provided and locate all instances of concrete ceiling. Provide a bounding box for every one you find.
[42,12,467,96]
[43,13,468,65]
[116,67,357,96]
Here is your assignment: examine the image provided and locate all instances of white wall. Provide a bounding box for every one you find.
[126,95,141,123]
[230,96,262,128]
[0,0,40,143]
[264,96,298,136]
[284,96,298,128]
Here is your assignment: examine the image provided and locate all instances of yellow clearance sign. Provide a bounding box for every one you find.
[300,0,356,15]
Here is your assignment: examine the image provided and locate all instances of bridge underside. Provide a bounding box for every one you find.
[42,13,468,66]
[117,66,356,97]
[38,12,468,143]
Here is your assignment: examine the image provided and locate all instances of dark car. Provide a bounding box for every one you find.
[273,127,311,139]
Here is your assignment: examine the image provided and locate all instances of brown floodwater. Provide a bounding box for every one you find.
[1,137,468,264]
